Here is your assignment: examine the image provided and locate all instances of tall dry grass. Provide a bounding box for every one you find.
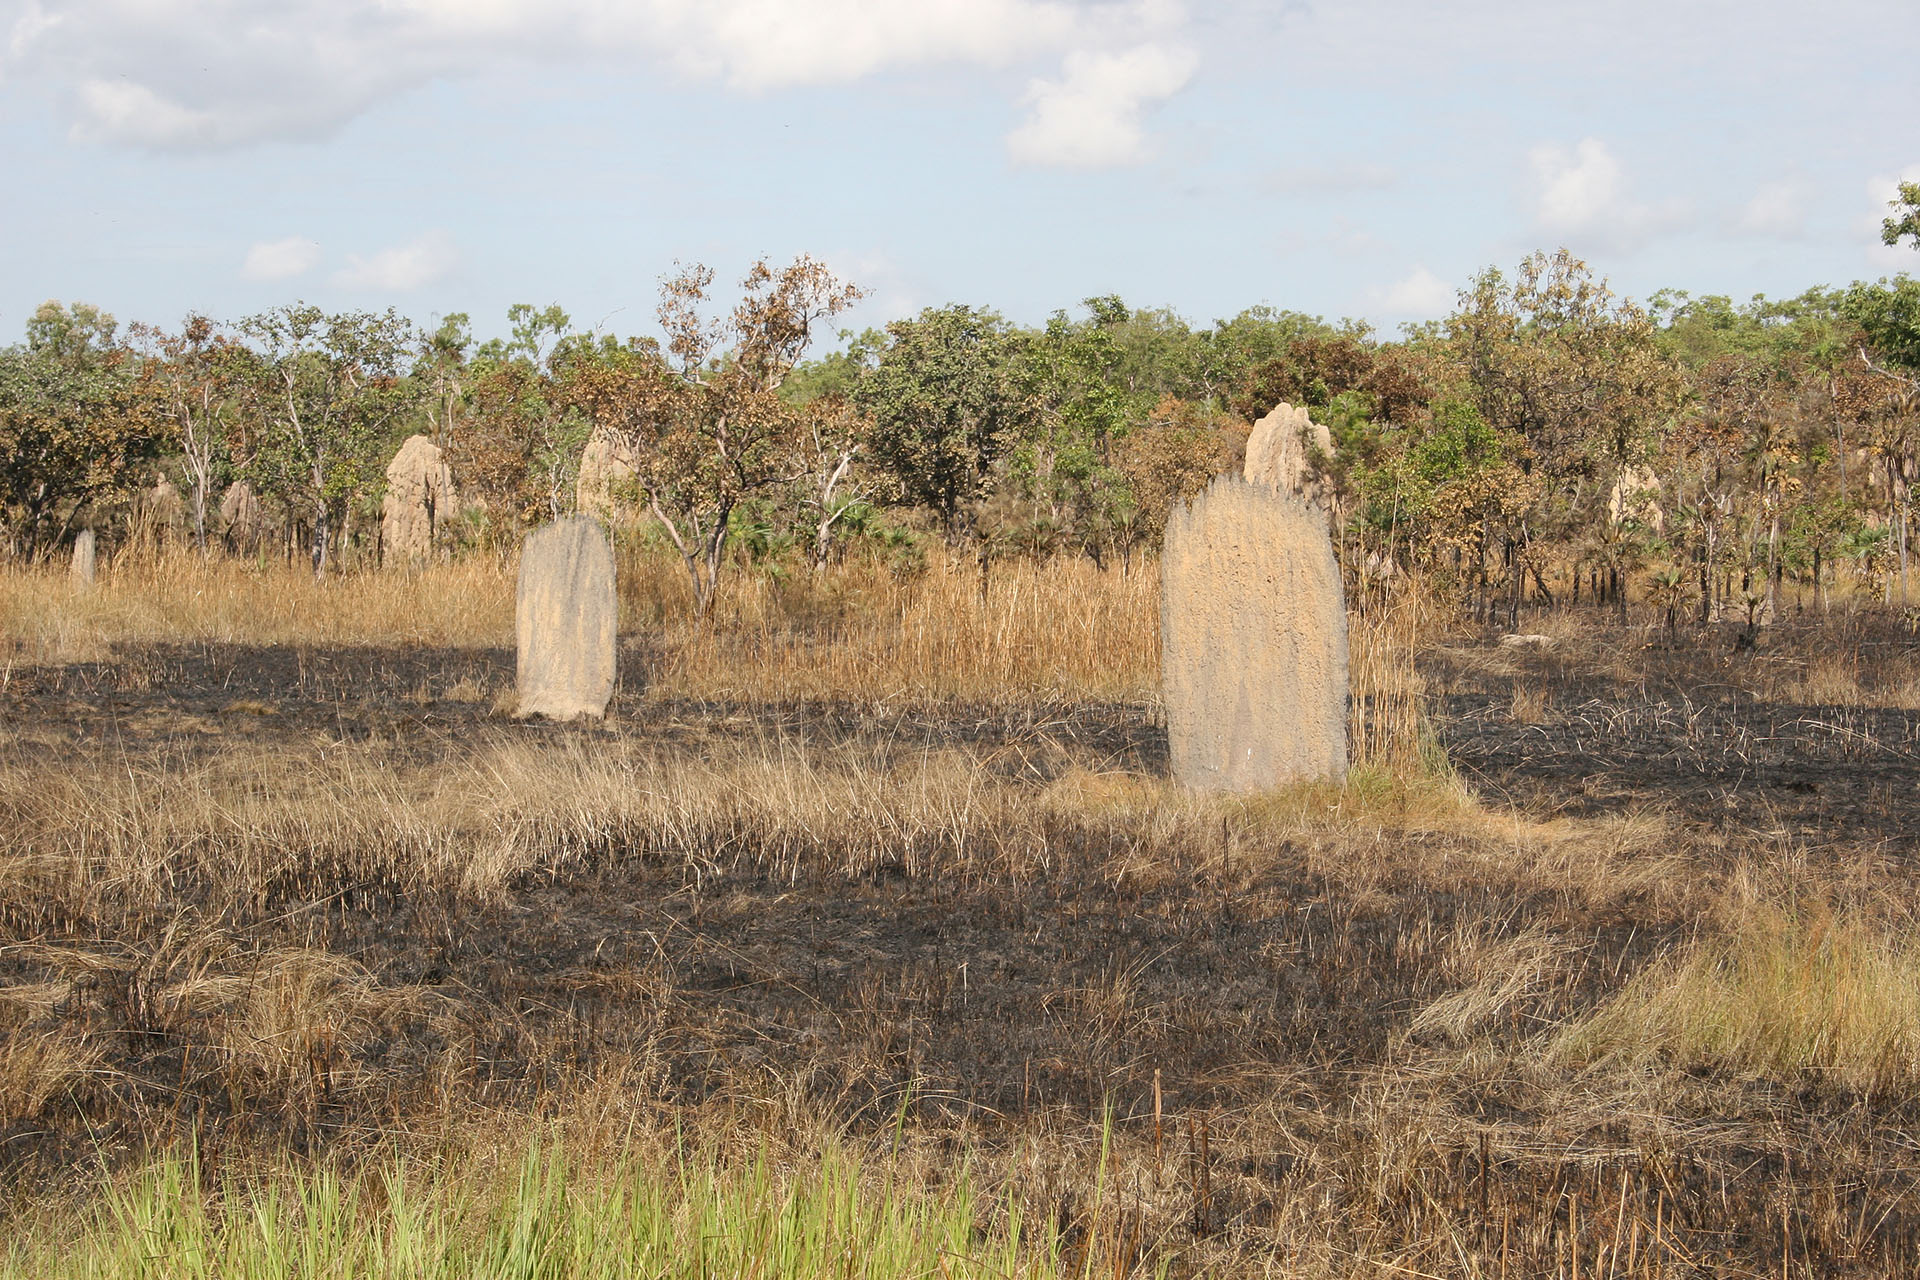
[622,550,1159,703]
[2,545,1434,764]
[0,550,514,659]
[1556,894,1920,1095]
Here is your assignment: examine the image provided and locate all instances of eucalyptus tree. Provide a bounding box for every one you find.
[236,304,419,574]
[1448,250,1681,617]
[1883,182,1920,253]
[850,304,1029,541]
[566,256,862,616]
[0,301,163,557]
[129,314,247,554]
[444,304,595,536]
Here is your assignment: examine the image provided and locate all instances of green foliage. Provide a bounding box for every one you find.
[1350,398,1511,549]
[1188,305,1342,405]
[781,327,885,405]
[1409,398,1506,488]
[235,304,420,573]
[0,301,165,555]
[1882,181,1920,252]
[850,304,1029,536]
[1652,287,1855,374]
[1841,276,1920,373]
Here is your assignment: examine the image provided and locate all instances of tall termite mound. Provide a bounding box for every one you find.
[515,514,616,721]
[70,528,96,588]
[575,427,643,528]
[220,482,263,555]
[139,478,186,543]
[1243,401,1334,511]
[1161,475,1348,791]
[381,434,457,566]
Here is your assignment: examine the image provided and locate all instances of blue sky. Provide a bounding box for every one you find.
[1,0,1916,349]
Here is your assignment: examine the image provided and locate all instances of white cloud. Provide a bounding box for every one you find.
[1530,138,1622,231]
[73,78,223,147]
[7,2,60,60]
[1864,164,1920,269]
[651,0,1082,90]
[1372,266,1453,318]
[1006,42,1196,168]
[2,0,1195,158]
[1733,179,1809,239]
[242,236,321,282]
[333,230,459,292]
[1525,137,1689,252]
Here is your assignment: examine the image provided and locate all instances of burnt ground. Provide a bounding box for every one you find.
[13,628,1920,846]
[7,626,1920,1272]
[1428,623,1920,849]
[0,639,1166,774]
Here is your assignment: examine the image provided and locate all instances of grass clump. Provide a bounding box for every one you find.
[3,1135,1093,1280]
[1556,898,1920,1094]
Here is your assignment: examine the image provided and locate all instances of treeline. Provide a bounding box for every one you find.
[5,245,1919,624]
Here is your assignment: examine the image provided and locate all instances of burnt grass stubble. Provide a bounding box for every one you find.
[5,620,1920,1273]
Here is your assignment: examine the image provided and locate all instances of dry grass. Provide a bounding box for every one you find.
[0,719,1729,1276]
[627,550,1160,703]
[0,551,513,660]
[11,548,1920,1274]
[0,730,1490,948]
[1,544,1430,763]
[1757,644,1920,710]
[1557,893,1920,1095]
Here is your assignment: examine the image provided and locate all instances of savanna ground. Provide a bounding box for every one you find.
[4,548,1920,1277]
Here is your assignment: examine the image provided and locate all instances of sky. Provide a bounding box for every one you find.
[1,0,1916,349]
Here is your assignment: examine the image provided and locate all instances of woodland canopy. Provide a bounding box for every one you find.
[8,215,1920,627]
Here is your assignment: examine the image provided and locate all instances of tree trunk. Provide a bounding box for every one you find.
[696,503,734,622]
[1901,482,1911,608]
[311,500,330,577]
[188,466,209,557]
[1767,505,1781,623]
[1697,538,1711,625]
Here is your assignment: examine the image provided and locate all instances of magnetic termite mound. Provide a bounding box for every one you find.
[515,514,616,721]
[1160,474,1348,791]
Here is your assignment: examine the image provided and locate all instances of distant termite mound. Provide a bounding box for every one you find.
[575,427,643,528]
[382,434,457,566]
[1243,401,1334,511]
[220,481,263,555]
[1161,475,1348,791]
